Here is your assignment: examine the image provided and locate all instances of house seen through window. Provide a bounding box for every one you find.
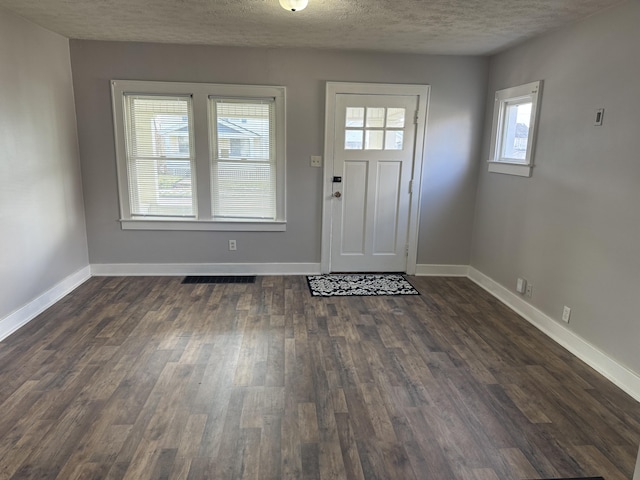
[111,80,286,231]
[124,96,194,218]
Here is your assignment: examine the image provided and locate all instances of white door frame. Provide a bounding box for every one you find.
[321,82,430,274]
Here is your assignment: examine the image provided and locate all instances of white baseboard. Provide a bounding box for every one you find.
[468,267,640,403]
[415,264,469,277]
[90,262,322,276]
[0,266,91,342]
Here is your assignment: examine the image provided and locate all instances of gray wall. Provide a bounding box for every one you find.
[0,9,88,321]
[471,1,640,373]
[69,41,487,265]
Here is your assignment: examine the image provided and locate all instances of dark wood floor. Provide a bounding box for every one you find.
[0,275,638,479]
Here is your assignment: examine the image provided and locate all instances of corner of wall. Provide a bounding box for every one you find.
[0,266,91,342]
[467,267,640,403]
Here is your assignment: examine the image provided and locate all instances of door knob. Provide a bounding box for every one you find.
[333,191,342,198]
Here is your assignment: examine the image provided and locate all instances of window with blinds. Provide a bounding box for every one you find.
[210,98,276,220]
[111,80,286,231]
[123,95,195,217]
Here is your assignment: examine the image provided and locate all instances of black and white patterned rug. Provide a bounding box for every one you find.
[307,274,419,297]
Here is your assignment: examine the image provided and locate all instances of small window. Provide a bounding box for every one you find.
[111,80,286,231]
[488,80,542,177]
[343,106,407,151]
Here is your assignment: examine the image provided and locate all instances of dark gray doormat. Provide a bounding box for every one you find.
[537,477,604,480]
[307,274,419,297]
[182,276,256,284]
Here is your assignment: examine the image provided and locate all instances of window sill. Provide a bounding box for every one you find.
[487,161,532,177]
[120,219,286,232]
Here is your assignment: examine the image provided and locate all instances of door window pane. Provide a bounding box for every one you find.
[386,108,405,128]
[365,130,384,150]
[346,107,364,127]
[366,108,385,128]
[385,130,404,150]
[345,130,364,149]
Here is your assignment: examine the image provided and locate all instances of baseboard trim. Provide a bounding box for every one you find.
[468,267,640,403]
[90,262,322,276]
[0,266,91,342]
[415,264,469,277]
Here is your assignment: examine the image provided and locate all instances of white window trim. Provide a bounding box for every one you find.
[487,80,542,178]
[111,80,286,231]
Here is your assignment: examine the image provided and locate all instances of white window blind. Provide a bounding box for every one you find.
[210,98,277,220]
[123,95,195,217]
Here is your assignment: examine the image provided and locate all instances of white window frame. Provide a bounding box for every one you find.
[488,80,542,178]
[111,80,286,231]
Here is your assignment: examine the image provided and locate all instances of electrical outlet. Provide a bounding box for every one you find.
[516,277,526,294]
[229,239,237,251]
[525,284,533,298]
[310,155,322,167]
[562,305,571,323]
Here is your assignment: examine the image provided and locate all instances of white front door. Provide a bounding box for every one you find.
[329,93,420,272]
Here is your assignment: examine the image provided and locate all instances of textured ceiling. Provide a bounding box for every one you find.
[0,0,624,55]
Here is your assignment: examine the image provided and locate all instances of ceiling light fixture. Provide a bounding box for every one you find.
[279,0,308,12]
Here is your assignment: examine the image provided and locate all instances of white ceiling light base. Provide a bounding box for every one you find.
[279,0,308,12]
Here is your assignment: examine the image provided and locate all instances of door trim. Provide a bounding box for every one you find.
[321,82,430,274]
